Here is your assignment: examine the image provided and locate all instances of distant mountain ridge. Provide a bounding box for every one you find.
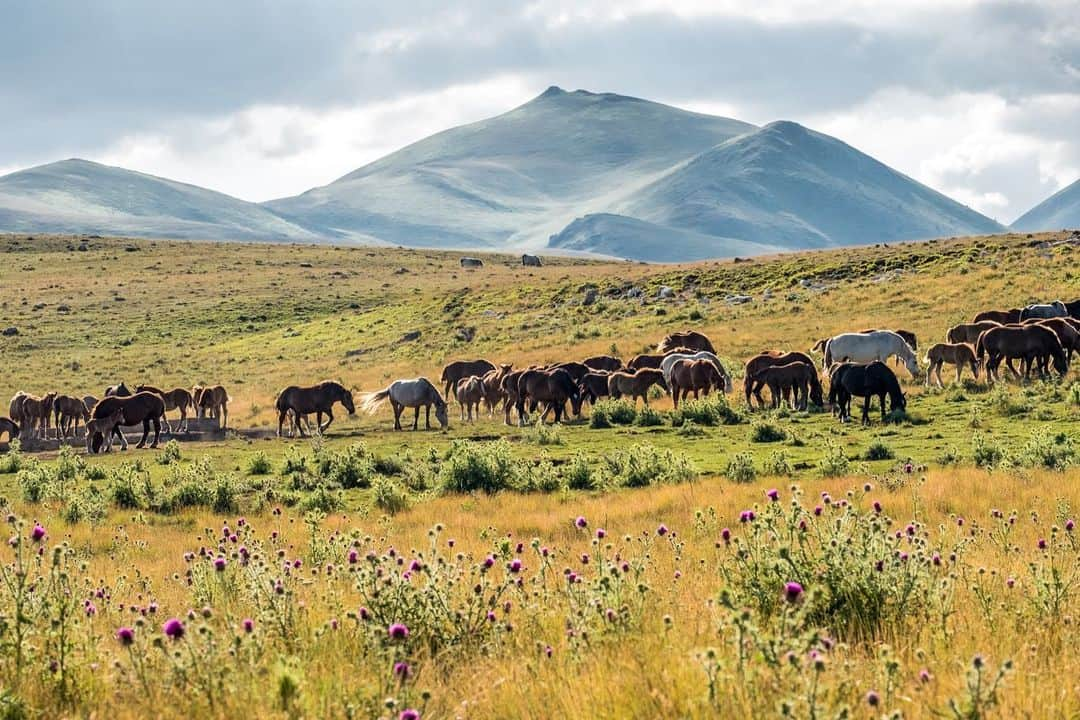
[1012,178,1080,231]
[0,87,1012,259]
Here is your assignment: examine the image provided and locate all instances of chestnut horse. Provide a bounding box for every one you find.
[516,368,583,425]
[924,343,979,387]
[275,381,355,437]
[973,308,1021,325]
[754,361,818,411]
[668,359,723,409]
[455,376,484,422]
[19,392,57,440]
[976,324,1067,381]
[135,385,194,433]
[578,371,612,405]
[480,364,512,416]
[440,359,496,399]
[658,331,715,354]
[744,351,824,409]
[946,321,1001,346]
[193,385,230,428]
[583,355,624,372]
[607,368,668,406]
[53,394,90,439]
[89,392,166,452]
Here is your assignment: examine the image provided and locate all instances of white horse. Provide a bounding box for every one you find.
[660,351,733,393]
[824,331,919,378]
[359,378,449,431]
[1020,301,1068,320]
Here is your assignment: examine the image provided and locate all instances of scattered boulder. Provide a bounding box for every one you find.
[625,286,643,299]
[725,294,752,305]
[77,242,88,252]
[455,326,477,342]
[344,348,366,358]
[658,286,675,299]
[583,288,598,306]
[2,327,18,336]
[400,330,422,343]
[57,304,71,313]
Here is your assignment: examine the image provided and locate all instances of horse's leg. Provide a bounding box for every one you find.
[321,409,333,433]
[136,418,149,448]
[391,402,402,431]
[880,393,888,421]
[412,406,419,431]
[149,417,160,448]
[277,409,287,437]
[862,395,871,425]
[954,363,961,385]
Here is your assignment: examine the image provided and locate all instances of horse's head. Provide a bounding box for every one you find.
[809,380,824,408]
[1053,351,1069,376]
[569,386,584,417]
[434,400,449,430]
[342,388,356,415]
[904,355,920,379]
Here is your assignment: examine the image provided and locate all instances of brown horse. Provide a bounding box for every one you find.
[973,308,1021,325]
[658,331,715,354]
[455,376,484,422]
[607,368,668,406]
[53,395,90,439]
[627,347,695,371]
[89,392,167,452]
[583,355,624,372]
[84,408,126,453]
[946,321,1002,346]
[480,364,512,416]
[194,385,230,428]
[8,393,27,434]
[578,371,612,405]
[135,385,195,433]
[19,392,57,440]
[1026,317,1080,362]
[440,359,497,399]
[501,368,530,426]
[976,325,1067,382]
[0,417,19,442]
[275,380,355,437]
[924,343,979,387]
[550,361,590,383]
[754,361,817,410]
[669,359,723,408]
[744,351,824,409]
[516,368,583,425]
[105,382,132,397]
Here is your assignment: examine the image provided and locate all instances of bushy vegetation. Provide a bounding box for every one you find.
[671,395,744,427]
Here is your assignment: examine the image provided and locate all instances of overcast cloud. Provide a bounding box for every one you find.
[1,0,1077,221]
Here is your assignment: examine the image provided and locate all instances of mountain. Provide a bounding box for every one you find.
[0,159,320,241]
[602,121,1005,251]
[1012,178,1080,231]
[264,87,757,247]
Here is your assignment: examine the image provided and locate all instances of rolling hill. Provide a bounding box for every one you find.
[1012,178,1080,231]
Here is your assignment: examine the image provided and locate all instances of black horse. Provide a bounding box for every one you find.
[830,361,906,425]
[104,382,132,397]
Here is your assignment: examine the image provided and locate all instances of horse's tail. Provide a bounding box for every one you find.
[358,388,391,415]
[975,333,986,361]
[823,341,833,370]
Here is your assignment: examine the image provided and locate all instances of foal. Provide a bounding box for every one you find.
[924,343,979,387]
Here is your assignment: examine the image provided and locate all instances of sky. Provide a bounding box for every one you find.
[1,0,1077,223]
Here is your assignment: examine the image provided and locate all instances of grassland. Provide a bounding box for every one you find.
[0,230,1078,719]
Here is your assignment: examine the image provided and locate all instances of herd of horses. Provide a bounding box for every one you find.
[2,299,1078,452]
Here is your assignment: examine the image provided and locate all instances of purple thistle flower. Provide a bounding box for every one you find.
[508,558,522,573]
[388,622,409,640]
[393,661,412,679]
[242,618,254,633]
[1066,519,1075,532]
[905,524,916,536]
[358,606,371,621]
[163,618,185,640]
[813,506,823,516]
[766,488,779,502]
[657,524,669,537]
[116,627,135,646]
[399,710,420,720]
[30,524,46,543]
[544,645,553,657]
[873,501,882,514]
[720,528,731,543]
[919,668,932,683]
[866,690,880,707]
[932,553,942,566]
[596,528,605,540]
[1006,577,1015,588]
[783,582,804,603]
[580,553,590,565]
[483,555,495,569]
[348,549,358,564]
[409,559,422,572]
[213,556,227,572]
[1038,538,1047,550]
[574,516,587,529]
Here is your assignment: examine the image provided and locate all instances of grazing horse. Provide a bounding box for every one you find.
[947,321,1002,346]
[8,392,27,434]
[976,325,1067,382]
[973,308,1021,325]
[658,331,715,354]
[19,392,57,440]
[753,361,818,410]
[53,395,90,439]
[135,385,194,433]
[89,392,167,452]
[668,359,724,408]
[517,368,582,424]
[660,351,732,393]
[441,359,497,399]
[578,371,612,405]
[480,364,512,416]
[1019,301,1068,320]
[823,331,919,378]
[0,417,19,442]
[275,381,355,437]
[607,368,668,406]
[1026,317,1080,362]
[582,355,623,372]
[924,343,979,387]
[830,361,906,425]
[84,409,125,454]
[360,378,448,431]
[194,385,230,428]
[105,382,132,397]
[627,353,666,371]
[744,351,824,409]
[455,376,484,422]
[1066,299,1080,320]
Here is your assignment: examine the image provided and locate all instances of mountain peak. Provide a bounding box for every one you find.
[538,85,566,99]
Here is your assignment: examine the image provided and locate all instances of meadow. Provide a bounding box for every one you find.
[0,230,1078,719]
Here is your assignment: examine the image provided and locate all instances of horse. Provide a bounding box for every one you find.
[578,371,612,405]
[627,353,666,371]
[360,378,448,431]
[1067,299,1080,320]
[607,368,668,406]
[275,381,355,437]
[88,392,167,452]
[480,364,512,416]
[194,385,230,428]
[658,331,715,354]
[744,351,824,409]
[53,395,90,439]
[1019,301,1068,320]
[0,417,19,443]
[1026,317,1080,362]
[668,359,724,409]
[583,355,624,372]
[135,385,194,433]
[84,408,126,454]
[455,376,484,422]
[550,361,590,383]
[8,392,26,434]
[976,325,1068,382]
[660,351,733,393]
[973,308,1021,325]
[82,395,98,412]
[830,361,906,425]
[521,254,543,267]
[105,382,132,397]
[501,368,530,426]
[823,331,919,378]
[753,361,818,411]
[460,257,484,268]
[924,343,979,387]
[440,359,497,399]
[19,392,57,440]
[946,321,1002,346]
[516,368,582,424]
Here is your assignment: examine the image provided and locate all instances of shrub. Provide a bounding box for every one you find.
[246,451,273,476]
[212,474,240,514]
[61,486,107,525]
[155,439,182,465]
[564,453,599,490]
[671,395,743,427]
[323,444,375,489]
[521,458,566,493]
[0,441,23,474]
[677,421,707,438]
[300,486,342,513]
[373,453,405,476]
[818,441,850,478]
[634,406,665,427]
[525,424,564,445]
[372,475,410,514]
[864,440,895,461]
[763,450,793,477]
[602,444,695,487]
[1014,431,1074,470]
[591,399,638,428]
[750,421,786,443]
[1070,382,1080,407]
[724,452,757,483]
[440,440,524,494]
[971,433,1004,468]
[987,385,1031,417]
[108,463,150,510]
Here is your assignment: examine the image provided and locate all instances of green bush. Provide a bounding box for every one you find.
[763,450,793,477]
[750,421,786,443]
[864,440,895,461]
[971,433,1003,468]
[0,441,23,474]
[155,439,182,465]
[818,441,851,478]
[634,406,665,427]
[564,453,599,490]
[671,395,743,427]
[986,385,1031,417]
[440,440,524,494]
[372,475,410,514]
[602,444,695,487]
[1014,431,1074,470]
[677,421,706,438]
[724,452,757,483]
[108,463,150,510]
[525,424,564,445]
[590,399,638,429]
[246,451,273,475]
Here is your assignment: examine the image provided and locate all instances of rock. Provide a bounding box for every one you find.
[455,326,477,342]
[57,304,71,313]
[583,288,598,306]
[344,348,366,358]
[394,267,409,275]
[625,286,643,299]
[2,327,18,336]
[299,262,313,268]
[658,286,675,299]
[799,278,813,288]
[77,243,88,252]
[726,294,752,305]
[400,330,422,342]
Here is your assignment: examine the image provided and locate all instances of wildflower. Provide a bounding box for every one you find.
[388,623,409,640]
[30,524,46,543]
[919,668,932,683]
[813,506,823,516]
[596,528,606,540]
[866,690,880,707]
[393,661,411,679]
[359,607,371,621]
[720,528,731,544]
[409,559,422,572]
[213,557,227,572]
[657,524,669,536]
[932,553,942,566]
[163,618,185,640]
[116,627,135,646]
[903,462,913,473]
[544,645,553,657]
[674,570,682,579]
[957,517,964,527]
[1038,538,1047,550]
[509,558,522,573]
[973,654,984,669]
[581,553,590,564]
[739,510,756,523]
[399,710,420,720]
[483,555,495,569]
[575,516,587,529]
[242,618,254,633]
[348,549,359,564]
[620,562,630,573]
[766,488,779,502]
[1006,577,1015,588]
[1066,519,1075,533]
[486,611,497,622]
[905,524,916,536]
[873,501,882,514]
[783,582,804,604]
